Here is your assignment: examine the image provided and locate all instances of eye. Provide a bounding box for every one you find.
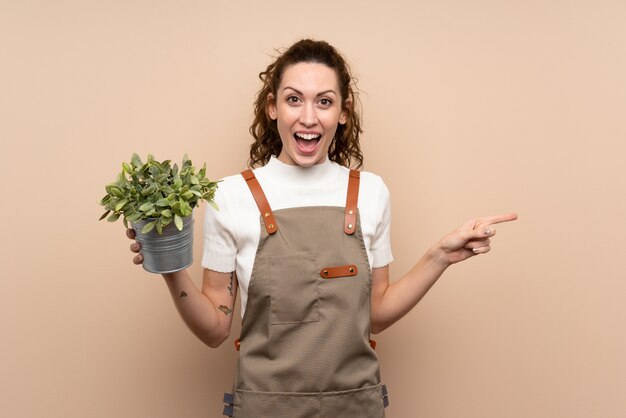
[286,96,300,104]
[319,98,333,107]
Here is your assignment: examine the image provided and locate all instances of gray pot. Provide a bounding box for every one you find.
[132,215,194,274]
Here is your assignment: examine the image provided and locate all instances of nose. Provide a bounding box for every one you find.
[299,103,317,127]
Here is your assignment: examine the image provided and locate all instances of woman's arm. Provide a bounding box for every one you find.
[162,269,237,348]
[128,229,237,348]
[370,213,517,334]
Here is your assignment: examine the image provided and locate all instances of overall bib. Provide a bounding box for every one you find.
[223,169,389,418]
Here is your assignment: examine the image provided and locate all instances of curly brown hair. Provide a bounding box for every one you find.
[248,39,363,168]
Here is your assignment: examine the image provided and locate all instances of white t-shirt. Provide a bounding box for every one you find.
[201,156,393,316]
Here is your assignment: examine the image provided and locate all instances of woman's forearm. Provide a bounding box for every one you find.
[162,269,236,348]
[371,247,449,333]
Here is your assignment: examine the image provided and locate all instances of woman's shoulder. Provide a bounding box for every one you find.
[211,171,251,206]
[356,168,387,192]
[216,171,246,190]
[358,169,383,182]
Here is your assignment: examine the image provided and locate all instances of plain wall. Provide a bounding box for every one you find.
[1,1,625,417]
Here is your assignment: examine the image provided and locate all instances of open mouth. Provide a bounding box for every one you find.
[294,132,322,153]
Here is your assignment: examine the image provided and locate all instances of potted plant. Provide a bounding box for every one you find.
[99,153,219,273]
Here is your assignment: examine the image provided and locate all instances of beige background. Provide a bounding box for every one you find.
[1,0,625,417]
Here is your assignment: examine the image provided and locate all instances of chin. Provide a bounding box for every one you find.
[293,154,326,167]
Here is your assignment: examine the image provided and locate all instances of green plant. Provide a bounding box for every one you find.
[99,153,219,234]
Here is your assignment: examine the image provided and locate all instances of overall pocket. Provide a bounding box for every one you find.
[269,251,319,324]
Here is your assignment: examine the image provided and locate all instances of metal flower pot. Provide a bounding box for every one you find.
[132,215,194,274]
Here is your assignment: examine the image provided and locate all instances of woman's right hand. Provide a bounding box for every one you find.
[126,228,144,265]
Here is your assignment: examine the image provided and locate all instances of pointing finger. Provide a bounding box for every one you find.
[476,213,518,227]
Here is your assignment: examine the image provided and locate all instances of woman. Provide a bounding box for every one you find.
[128,39,517,417]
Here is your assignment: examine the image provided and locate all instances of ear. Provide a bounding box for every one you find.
[339,98,351,125]
[266,93,277,120]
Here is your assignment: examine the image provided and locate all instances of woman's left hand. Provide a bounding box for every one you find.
[435,213,518,266]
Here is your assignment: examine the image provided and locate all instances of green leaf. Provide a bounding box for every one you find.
[208,200,219,211]
[141,221,156,234]
[106,185,124,198]
[161,209,172,218]
[179,200,193,217]
[151,160,164,172]
[174,214,183,231]
[182,154,190,168]
[126,212,143,222]
[190,175,199,185]
[99,210,111,220]
[115,199,128,211]
[107,213,121,222]
[155,198,170,207]
[156,219,163,234]
[181,191,194,200]
[122,162,132,174]
[139,202,154,212]
[148,165,160,178]
[131,153,143,168]
[99,194,111,205]
[123,217,128,229]
[141,183,157,196]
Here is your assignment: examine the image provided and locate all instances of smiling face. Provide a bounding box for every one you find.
[267,62,348,167]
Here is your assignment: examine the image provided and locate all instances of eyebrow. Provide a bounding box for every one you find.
[282,87,337,97]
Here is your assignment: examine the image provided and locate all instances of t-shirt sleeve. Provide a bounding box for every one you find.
[201,185,238,273]
[369,177,394,268]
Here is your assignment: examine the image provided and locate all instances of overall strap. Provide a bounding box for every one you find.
[241,170,277,234]
[344,169,360,235]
